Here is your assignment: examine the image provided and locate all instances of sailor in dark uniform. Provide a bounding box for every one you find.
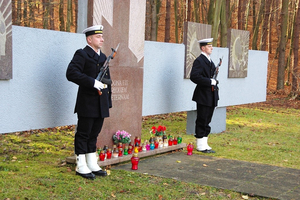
[190,38,219,153]
[66,25,112,179]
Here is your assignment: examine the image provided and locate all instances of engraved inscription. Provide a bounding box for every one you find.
[112,80,130,101]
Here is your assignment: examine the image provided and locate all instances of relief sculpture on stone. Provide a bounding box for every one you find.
[227,29,249,78]
[183,22,211,79]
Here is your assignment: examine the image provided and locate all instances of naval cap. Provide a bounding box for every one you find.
[82,25,103,36]
[198,38,213,46]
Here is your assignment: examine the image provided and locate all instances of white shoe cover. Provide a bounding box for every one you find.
[76,154,92,174]
[196,138,207,151]
[86,152,102,172]
[203,137,212,150]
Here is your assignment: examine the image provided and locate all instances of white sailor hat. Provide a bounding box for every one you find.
[198,38,213,46]
[82,25,103,36]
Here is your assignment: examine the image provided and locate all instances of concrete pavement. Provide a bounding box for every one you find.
[113,151,300,200]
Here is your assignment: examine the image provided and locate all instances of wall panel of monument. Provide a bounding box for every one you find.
[0,26,267,134]
[142,41,268,116]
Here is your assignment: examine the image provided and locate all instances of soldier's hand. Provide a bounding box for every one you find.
[94,80,105,90]
[211,79,217,86]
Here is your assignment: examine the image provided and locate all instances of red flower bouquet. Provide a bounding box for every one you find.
[151,125,166,136]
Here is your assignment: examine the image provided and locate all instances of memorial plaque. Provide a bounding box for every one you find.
[92,0,145,147]
[228,29,249,78]
[183,22,211,79]
[0,1,12,79]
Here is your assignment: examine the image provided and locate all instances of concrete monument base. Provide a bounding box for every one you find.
[66,143,186,167]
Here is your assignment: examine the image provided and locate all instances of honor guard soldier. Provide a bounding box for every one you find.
[190,38,219,153]
[66,25,112,179]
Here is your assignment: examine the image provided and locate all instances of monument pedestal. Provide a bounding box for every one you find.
[66,143,186,166]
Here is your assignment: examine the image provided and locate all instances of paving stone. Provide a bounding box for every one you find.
[113,151,300,200]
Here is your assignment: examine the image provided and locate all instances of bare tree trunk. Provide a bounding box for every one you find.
[12,1,16,24]
[252,0,265,50]
[238,0,244,29]
[151,0,157,41]
[59,0,65,31]
[201,0,207,23]
[28,0,35,27]
[286,1,297,86]
[252,0,257,32]
[207,0,214,25]
[291,0,300,96]
[155,0,161,40]
[66,0,72,32]
[145,0,151,40]
[23,0,28,26]
[49,0,54,30]
[43,0,49,29]
[174,0,178,43]
[244,0,250,30]
[220,0,228,47]
[165,0,171,42]
[277,0,289,90]
[211,0,222,46]
[16,0,22,25]
[268,0,274,53]
[261,0,272,51]
[179,0,185,43]
[74,1,78,30]
[226,0,232,28]
[194,0,199,22]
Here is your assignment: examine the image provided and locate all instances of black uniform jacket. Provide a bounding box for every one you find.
[190,54,219,107]
[66,46,112,118]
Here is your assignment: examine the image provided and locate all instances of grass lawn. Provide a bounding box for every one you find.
[1,102,298,199]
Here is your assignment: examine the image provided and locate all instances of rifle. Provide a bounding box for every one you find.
[96,43,120,95]
[212,56,223,91]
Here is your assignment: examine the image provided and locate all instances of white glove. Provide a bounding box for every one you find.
[94,80,105,90]
[211,79,217,86]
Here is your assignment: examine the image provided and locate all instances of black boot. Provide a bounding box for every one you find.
[76,171,96,180]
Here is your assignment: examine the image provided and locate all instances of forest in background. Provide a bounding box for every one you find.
[11,0,300,98]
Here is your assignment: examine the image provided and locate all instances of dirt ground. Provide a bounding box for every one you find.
[244,92,300,109]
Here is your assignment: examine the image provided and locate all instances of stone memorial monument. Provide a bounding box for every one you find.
[87,0,146,148]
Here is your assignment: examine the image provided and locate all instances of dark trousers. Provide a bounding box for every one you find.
[195,103,215,138]
[74,116,104,155]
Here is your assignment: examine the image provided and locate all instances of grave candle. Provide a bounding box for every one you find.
[99,150,105,161]
[128,146,133,154]
[177,136,182,144]
[106,149,112,159]
[187,142,194,155]
[131,153,140,170]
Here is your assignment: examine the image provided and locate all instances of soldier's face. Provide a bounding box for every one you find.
[87,34,104,50]
[201,45,213,55]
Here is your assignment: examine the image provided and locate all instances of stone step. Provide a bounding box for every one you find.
[66,143,186,166]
